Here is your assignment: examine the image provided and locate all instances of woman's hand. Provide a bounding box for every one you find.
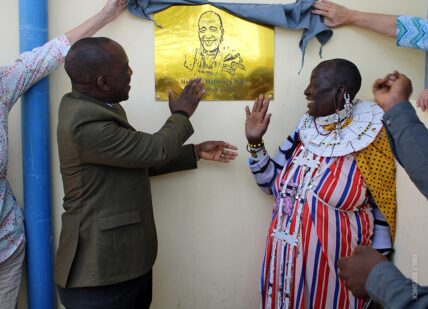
[194,142,238,163]
[101,0,128,23]
[65,0,128,44]
[416,89,428,112]
[312,0,354,28]
[245,95,272,144]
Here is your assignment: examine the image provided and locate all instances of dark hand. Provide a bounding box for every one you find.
[338,246,387,299]
[373,71,412,112]
[245,95,272,144]
[169,77,205,117]
[194,141,238,163]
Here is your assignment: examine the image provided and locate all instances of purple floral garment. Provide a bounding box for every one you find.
[0,35,70,262]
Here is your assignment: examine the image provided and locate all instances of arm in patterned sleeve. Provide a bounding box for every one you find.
[396,16,428,51]
[312,3,428,52]
[0,35,70,112]
[370,204,393,256]
[248,128,300,195]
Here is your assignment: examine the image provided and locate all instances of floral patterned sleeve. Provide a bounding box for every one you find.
[396,16,428,51]
[0,35,71,112]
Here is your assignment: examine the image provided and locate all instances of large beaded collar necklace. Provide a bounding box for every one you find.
[298,100,384,157]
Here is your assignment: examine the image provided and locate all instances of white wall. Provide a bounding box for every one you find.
[0,0,427,308]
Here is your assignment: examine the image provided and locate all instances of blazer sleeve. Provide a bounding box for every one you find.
[75,113,194,168]
[148,144,197,176]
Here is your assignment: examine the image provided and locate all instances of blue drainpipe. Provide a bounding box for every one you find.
[19,0,55,308]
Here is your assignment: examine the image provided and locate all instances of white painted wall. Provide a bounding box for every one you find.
[0,0,427,308]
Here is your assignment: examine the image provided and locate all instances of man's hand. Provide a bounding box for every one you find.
[194,142,238,163]
[245,95,272,144]
[417,89,428,112]
[101,0,128,23]
[169,77,205,118]
[312,0,354,27]
[338,246,387,299]
[373,71,413,112]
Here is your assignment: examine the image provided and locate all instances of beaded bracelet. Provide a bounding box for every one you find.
[247,140,264,149]
[246,140,266,159]
[246,144,265,153]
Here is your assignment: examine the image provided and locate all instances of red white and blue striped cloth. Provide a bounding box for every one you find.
[249,127,390,308]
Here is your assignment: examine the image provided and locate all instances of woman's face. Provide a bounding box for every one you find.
[304,66,340,117]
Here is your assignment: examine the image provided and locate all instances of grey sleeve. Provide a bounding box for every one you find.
[366,261,428,309]
[383,102,428,198]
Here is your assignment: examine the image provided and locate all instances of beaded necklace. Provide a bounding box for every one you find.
[267,145,336,309]
[299,100,383,157]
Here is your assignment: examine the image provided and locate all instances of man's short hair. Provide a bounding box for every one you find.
[65,37,117,85]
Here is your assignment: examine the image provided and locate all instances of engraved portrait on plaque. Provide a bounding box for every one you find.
[155,5,274,101]
[184,10,245,76]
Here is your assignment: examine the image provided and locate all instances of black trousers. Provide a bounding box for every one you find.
[57,270,152,309]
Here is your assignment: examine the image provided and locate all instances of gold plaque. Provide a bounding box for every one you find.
[154,4,274,101]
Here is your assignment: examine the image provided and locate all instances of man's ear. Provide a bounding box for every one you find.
[97,76,110,91]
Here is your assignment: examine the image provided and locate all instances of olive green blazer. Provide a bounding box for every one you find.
[55,91,197,288]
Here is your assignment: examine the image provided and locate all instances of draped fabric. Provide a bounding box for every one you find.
[250,103,395,308]
[354,127,397,240]
[261,147,372,309]
[127,0,333,65]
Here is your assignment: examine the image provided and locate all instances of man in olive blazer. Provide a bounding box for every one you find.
[55,37,236,308]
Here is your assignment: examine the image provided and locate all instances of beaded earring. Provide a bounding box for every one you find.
[334,108,341,139]
[344,93,352,115]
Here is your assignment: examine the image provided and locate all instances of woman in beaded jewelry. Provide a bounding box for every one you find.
[245,59,397,309]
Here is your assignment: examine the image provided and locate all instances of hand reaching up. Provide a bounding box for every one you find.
[373,71,412,112]
[169,77,205,118]
[312,0,354,27]
[417,89,428,112]
[245,95,272,144]
[65,0,128,44]
[102,0,128,23]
